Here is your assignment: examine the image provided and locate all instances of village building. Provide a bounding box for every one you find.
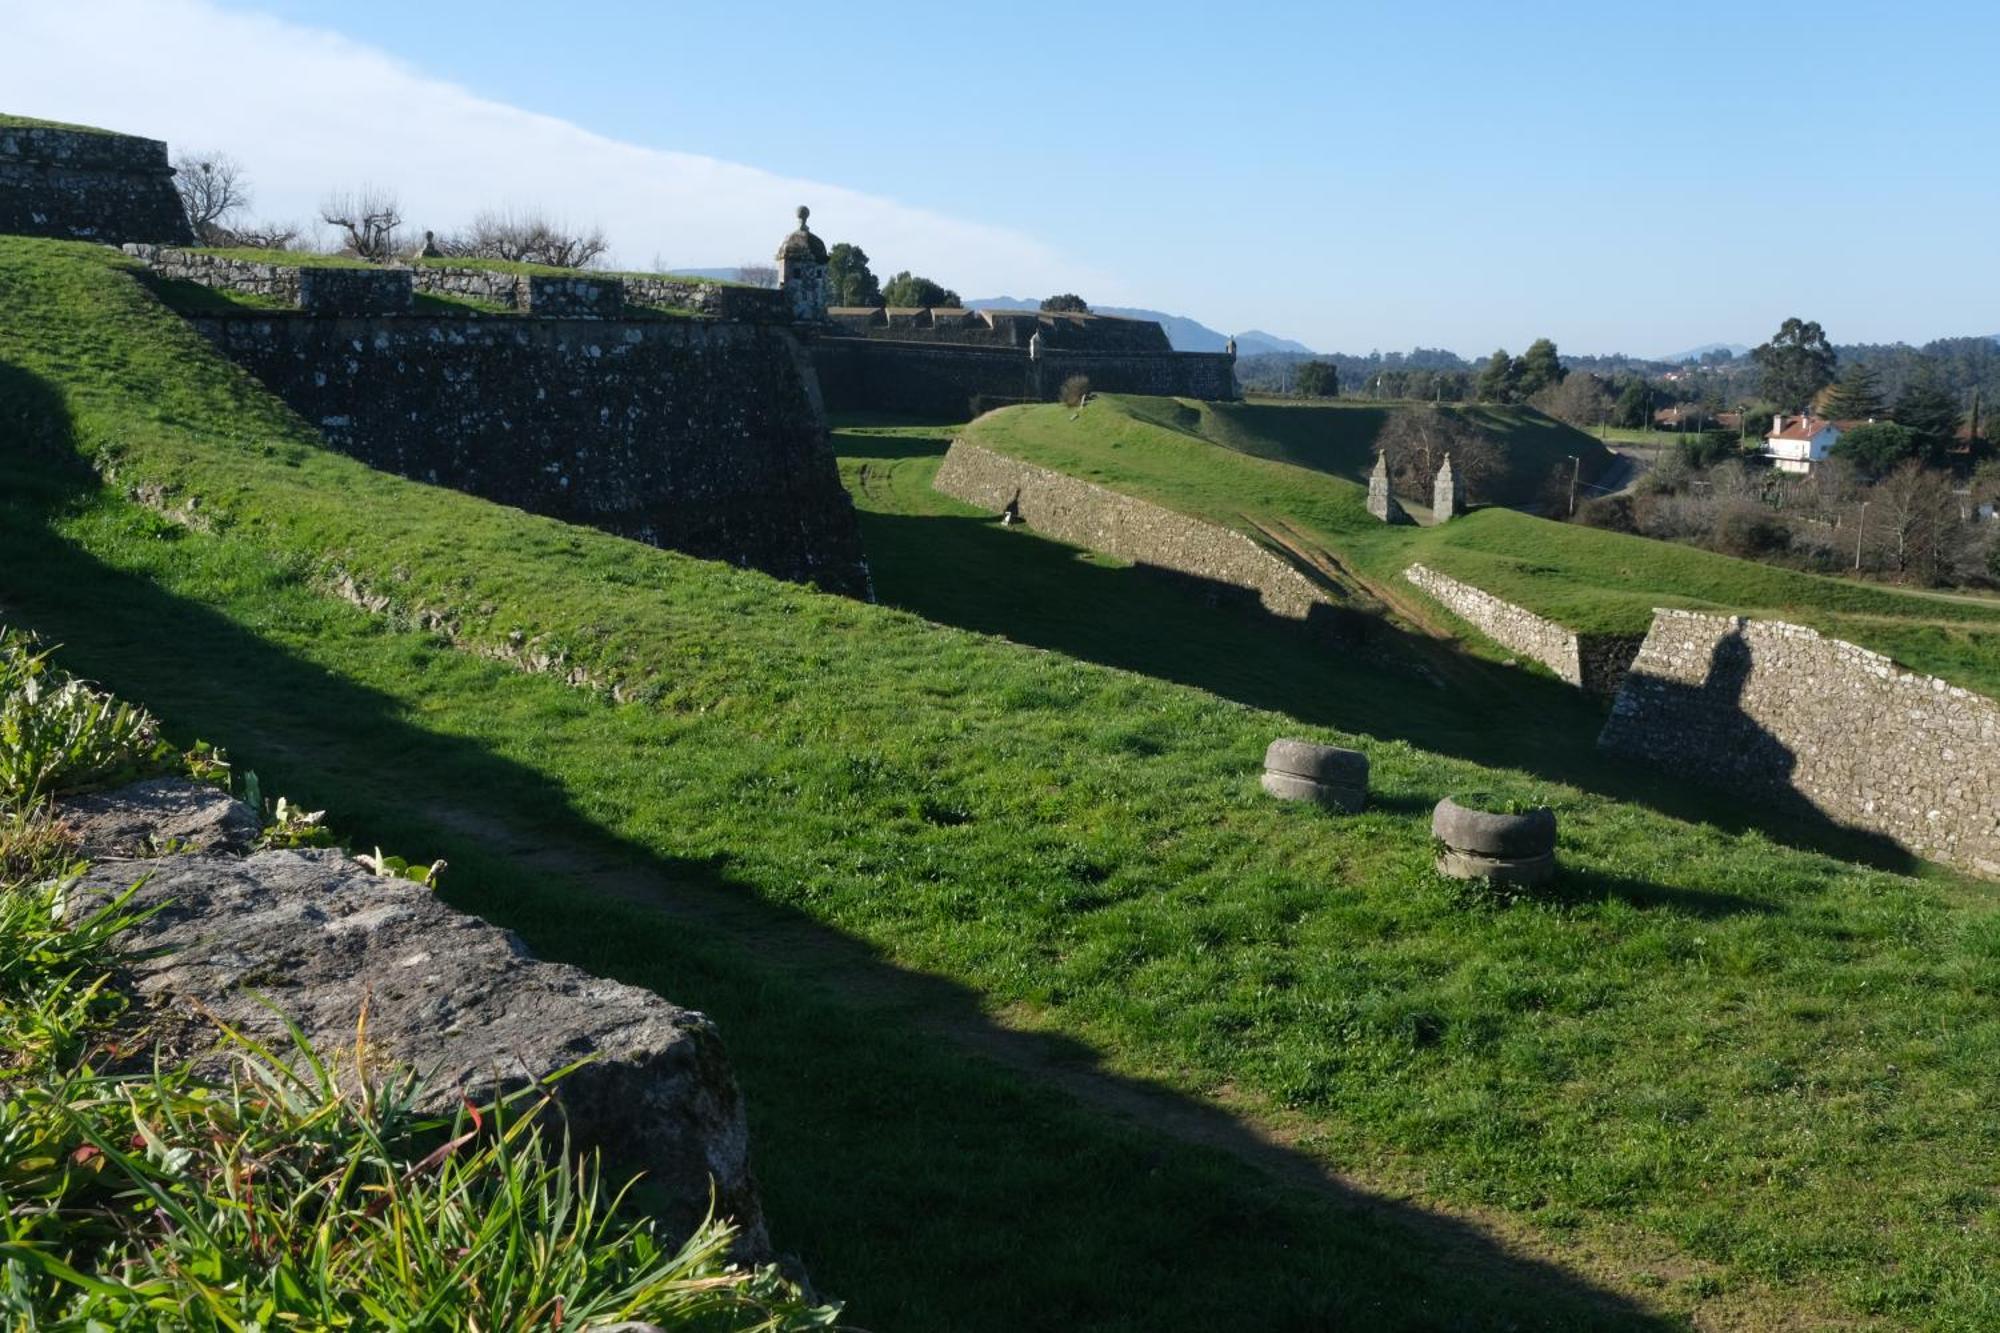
[1762,413,1847,475]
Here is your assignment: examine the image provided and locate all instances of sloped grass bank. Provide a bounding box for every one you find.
[1133,394,1615,505]
[6,238,2000,1324]
[962,398,2000,696]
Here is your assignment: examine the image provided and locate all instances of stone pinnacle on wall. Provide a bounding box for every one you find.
[1433,452,1465,522]
[775,204,830,324]
[1367,451,1411,524]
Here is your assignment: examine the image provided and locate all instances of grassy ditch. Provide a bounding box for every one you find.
[6,236,2000,1325]
[960,397,2000,695]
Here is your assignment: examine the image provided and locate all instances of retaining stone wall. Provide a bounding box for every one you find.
[1403,563,1641,696]
[0,125,192,244]
[188,312,868,596]
[1600,609,2000,878]
[816,338,1237,421]
[126,245,413,314]
[934,440,1329,619]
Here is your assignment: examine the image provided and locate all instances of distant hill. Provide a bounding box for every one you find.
[1657,342,1750,362]
[964,297,1314,356]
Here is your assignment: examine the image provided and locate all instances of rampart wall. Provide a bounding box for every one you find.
[817,338,1238,420]
[0,125,192,244]
[1599,609,2000,878]
[934,440,1330,619]
[188,312,869,596]
[1403,564,1641,696]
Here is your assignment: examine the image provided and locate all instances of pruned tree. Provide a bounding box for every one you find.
[172,151,251,243]
[733,264,779,289]
[227,221,302,251]
[444,209,609,269]
[1040,293,1090,313]
[320,186,403,262]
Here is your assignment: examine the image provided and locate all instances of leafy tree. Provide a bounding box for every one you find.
[1829,421,1919,479]
[880,271,960,308]
[1039,293,1089,313]
[1476,349,1517,403]
[1892,373,1963,464]
[1293,360,1339,398]
[1821,362,1886,422]
[1514,337,1566,399]
[826,243,881,307]
[1751,317,1836,412]
[1613,378,1651,429]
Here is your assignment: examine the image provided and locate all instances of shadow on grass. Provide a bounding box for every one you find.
[0,404,1676,1329]
[845,442,1921,877]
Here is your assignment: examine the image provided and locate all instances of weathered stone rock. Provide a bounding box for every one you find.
[1259,770,1366,813]
[1600,609,2000,879]
[72,840,769,1259]
[59,777,259,860]
[1431,797,1557,859]
[1263,739,1369,786]
[1435,846,1556,886]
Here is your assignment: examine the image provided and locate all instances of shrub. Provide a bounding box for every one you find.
[1060,375,1091,409]
[1575,493,1636,533]
[0,628,169,804]
[1714,503,1792,558]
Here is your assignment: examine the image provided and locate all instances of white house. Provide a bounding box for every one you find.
[1762,414,1844,475]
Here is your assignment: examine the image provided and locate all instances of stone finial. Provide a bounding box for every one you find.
[1433,452,1465,521]
[796,204,810,228]
[1367,450,1410,524]
[416,228,442,259]
[1225,336,1237,357]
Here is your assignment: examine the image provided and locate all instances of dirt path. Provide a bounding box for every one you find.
[413,796,1864,1333]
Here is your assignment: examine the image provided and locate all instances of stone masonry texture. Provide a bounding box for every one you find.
[1600,609,2000,878]
[935,440,1331,619]
[0,126,192,245]
[1403,563,1640,696]
[187,311,869,596]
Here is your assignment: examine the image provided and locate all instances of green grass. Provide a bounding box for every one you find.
[0,113,118,134]
[1185,395,1614,505]
[8,236,2000,1327]
[961,397,2000,694]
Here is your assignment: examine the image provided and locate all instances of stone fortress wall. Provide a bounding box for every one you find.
[1600,609,2000,878]
[934,440,1333,620]
[816,305,1237,421]
[189,311,869,597]
[1403,564,1642,696]
[0,123,193,245]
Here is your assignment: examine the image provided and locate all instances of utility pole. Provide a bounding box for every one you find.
[1854,499,1869,571]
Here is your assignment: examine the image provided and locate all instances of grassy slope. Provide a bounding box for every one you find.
[1157,395,1616,505]
[6,238,2000,1326]
[962,397,2000,694]
[0,113,118,134]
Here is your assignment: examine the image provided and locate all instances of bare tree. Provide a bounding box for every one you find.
[228,221,302,251]
[320,186,403,262]
[442,209,609,269]
[1870,461,1967,584]
[1531,372,1613,429]
[733,264,779,289]
[1378,407,1505,505]
[173,151,251,243]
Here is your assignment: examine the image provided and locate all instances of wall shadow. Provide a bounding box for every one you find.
[851,491,1919,876]
[0,459,1681,1326]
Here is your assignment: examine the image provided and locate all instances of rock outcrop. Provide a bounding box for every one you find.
[68,780,770,1259]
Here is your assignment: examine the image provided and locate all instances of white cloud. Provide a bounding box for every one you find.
[0,0,1104,293]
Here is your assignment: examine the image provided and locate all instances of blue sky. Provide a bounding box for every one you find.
[10,0,1998,355]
